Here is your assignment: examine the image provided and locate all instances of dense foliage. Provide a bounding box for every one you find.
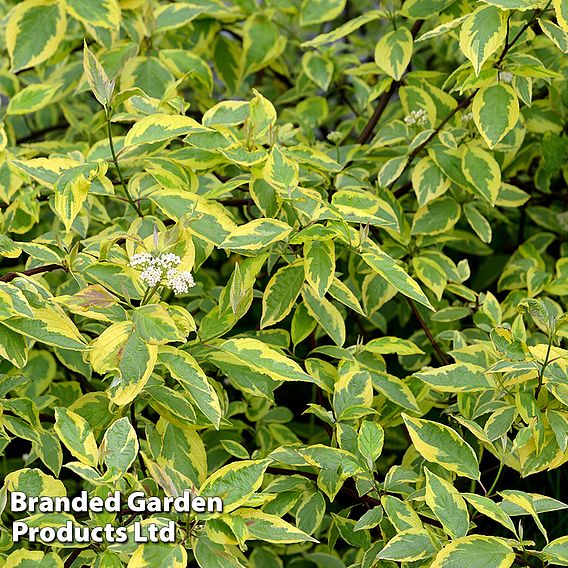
[0,0,568,566]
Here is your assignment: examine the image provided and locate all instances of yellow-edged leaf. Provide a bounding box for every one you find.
[402,413,480,479]
[125,113,208,146]
[459,5,507,75]
[374,27,413,81]
[6,0,66,72]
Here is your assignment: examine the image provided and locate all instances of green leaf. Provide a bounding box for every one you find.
[302,283,346,346]
[360,242,434,310]
[539,18,568,53]
[199,459,272,514]
[6,0,66,72]
[412,255,448,300]
[302,52,334,90]
[158,346,222,428]
[132,304,182,345]
[464,203,493,242]
[370,371,421,412]
[89,322,157,406]
[127,544,187,568]
[402,413,481,479]
[402,0,456,18]
[331,189,399,230]
[304,239,335,299]
[296,492,326,535]
[354,506,383,531]
[6,82,61,115]
[333,370,373,419]
[219,338,316,383]
[543,536,568,566]
[472,83,519,148]
[148,189,237,245]
[357,421,384,466]
[221,219,293,253]
[415,363,495,392]
[3,306,87,351]
[193,536,246,568]
[242,15,286,76]
[154,2,203,32]
[263,145,299,191]
[478,0,542,8]
[54,162,107,232]
[83,42,114,107]
[203,101,250,127]
[301,11,382,47]
[121,56,174,99]
[66,0,120,30]
[300,0,346,26]
[364,336,424,355]
[374,27,413,81]
[125,114,207,146]
[3,550,63,568]
[54,407,99,467]
[411,156,451,207]
[459,5,507,75]
[261,262,305,328]
[411,196,461,235]
[232,508,318,543]
[553,0,568,31]
[432,536,515,568]
[424,468,469,539]
[378,156,408,187]
[462,493,517,534]
[378,529,436,562]
[100,417,138,480]
[461,145,501,204]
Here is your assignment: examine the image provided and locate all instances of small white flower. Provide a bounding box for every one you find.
[130,252,195,295]
[140,265,162,287]
[156,253,181,269]
[327,130,343,144]
[404,109,428,127]
[129,253,153,267]
[499,71,513,83]
[166,269,195,295]
[461,111,474,122]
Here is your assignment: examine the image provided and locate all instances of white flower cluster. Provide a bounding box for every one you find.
[461,111,474,122]
[327,130,343,144]
[404,109,428,126]
[499,71,513,83]
[129,253,195,295]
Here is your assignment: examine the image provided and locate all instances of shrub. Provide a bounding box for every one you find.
[0,0,567,566]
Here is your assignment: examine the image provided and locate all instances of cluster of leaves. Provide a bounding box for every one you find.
[0,0,567,566]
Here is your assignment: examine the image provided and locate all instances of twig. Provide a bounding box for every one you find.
[406,297,449,365]
[130,403,149,478]
[357,80,399,145]
[308,330,334,439]
[388,5,548,191]
[357,19,424,144]
[105,109,143,217]
[63,548,83,568]
[219,198,253,206]
[0,263,65,282]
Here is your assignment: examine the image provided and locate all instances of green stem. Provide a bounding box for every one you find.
[105,108,143,217]
[141,283,161,306]
[535,332,554,399]
[486,461,504,497]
